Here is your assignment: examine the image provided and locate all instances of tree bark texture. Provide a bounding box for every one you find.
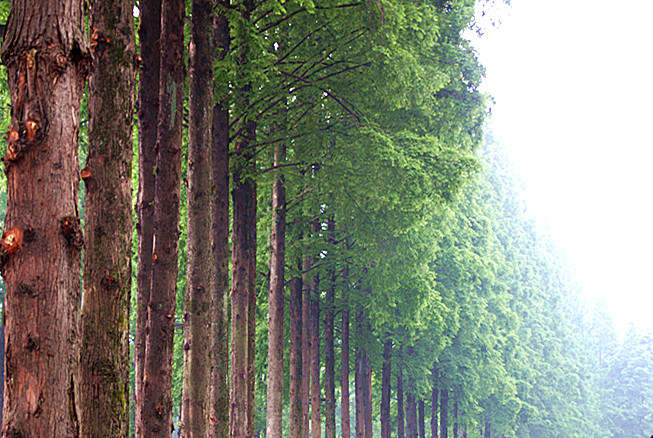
[355,345,364,438]
[398,368,405,438]
[0,0,89,435]
[440,389,449,438]
[181,0,214,435]
[381,339,392,438]
[324,218,337,438]
[406,393,417,438]
[209,8,230,438]
[301,252,311,435]
[79,0,135,436]
[266,139,286,438]
[340,266,351,438]
[135,0,161,434]
[246,179,257,438]
[289,267,303,438]
[141,0,185,435]
[310,224,321,438]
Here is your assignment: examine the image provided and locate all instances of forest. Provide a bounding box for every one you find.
[0,0,651,437]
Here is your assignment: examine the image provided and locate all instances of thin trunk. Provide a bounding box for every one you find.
[381,339,392,438]
[247,183,258,437]
[135,0,161,433]
[324,219,336,438]
[230,0,257,435]
[301,251,311,434]
[406,393,417,438]
[181,0,214,435]
[431,379,438,438]
[142,0,185,435]
[440,389,449,438]
[341,266,351,438]
[483,420,490,438]
[209,8,230,438]
[289,263,304,438]
[419,400,425,438]
[452,402,458,438]
[0,0,89,435]
[355,342,364,438]
[363,351,372,438]
[398,368,405,438]
[310,220,321,438]
[265,141,287,438]
[79,0,135,436]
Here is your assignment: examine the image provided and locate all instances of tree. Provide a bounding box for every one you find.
[0,0,89,435]
[78,0,136,436]
[140,0,185,435]
[181,0,214,435]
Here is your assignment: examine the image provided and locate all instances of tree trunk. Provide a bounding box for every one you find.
[265,140,287,438]
[363,351,372,438]
[440,389,449,438]
[135,0,161,434]
[355,342,364,438]
[247,182,258,437]
[209,8,230,438]
[419,400,425,438]
[484,420,490,438]
[324,219,336,438]
[79,0,135,436]
[381,339,392,438]
[142,0,185,435]
[452,402,458,438]
[431,379,438,438]
[0,0,89,435]
[301,251,311,435]
[310,221,321,438]
[230,0,257,435]
[181,0,214,435]
[341,266,351,438]
[289,263,304,438]
[406,393,417,438]
[398,368,405,438]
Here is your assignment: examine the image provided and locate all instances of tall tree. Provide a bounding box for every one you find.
[0,0,89,435]
[323,218,337,438]
[341,266,351,438]
[381,339,392,438]
[210,6,230,438]
[135,0,161,433]
[141,0,185,435]
[289,260,304,438]
[181,0,214,435]
[79,0,135,436]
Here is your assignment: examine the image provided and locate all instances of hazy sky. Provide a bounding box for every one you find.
[471,0,653,333]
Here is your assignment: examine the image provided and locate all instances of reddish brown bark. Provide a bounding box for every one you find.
[265,141,286,438]
[301,251,311,434]
[79,0,135,436]
[289,263,304,438]
[141,0,185,435]
[363,351,372,438]
[310,221,321,438]
[134,0,161,433]
[209,8,230,438]
[0,0,89,435]
[341,266,351,438]
[381,339,392,438]
[355,345,364,438]
[324,219,337,438]
[247,181,258,437]
[181,0,214,435]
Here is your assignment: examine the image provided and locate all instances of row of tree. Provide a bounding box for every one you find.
[0,0,651,437]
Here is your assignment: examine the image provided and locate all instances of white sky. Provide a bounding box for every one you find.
[470,0,653,333]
